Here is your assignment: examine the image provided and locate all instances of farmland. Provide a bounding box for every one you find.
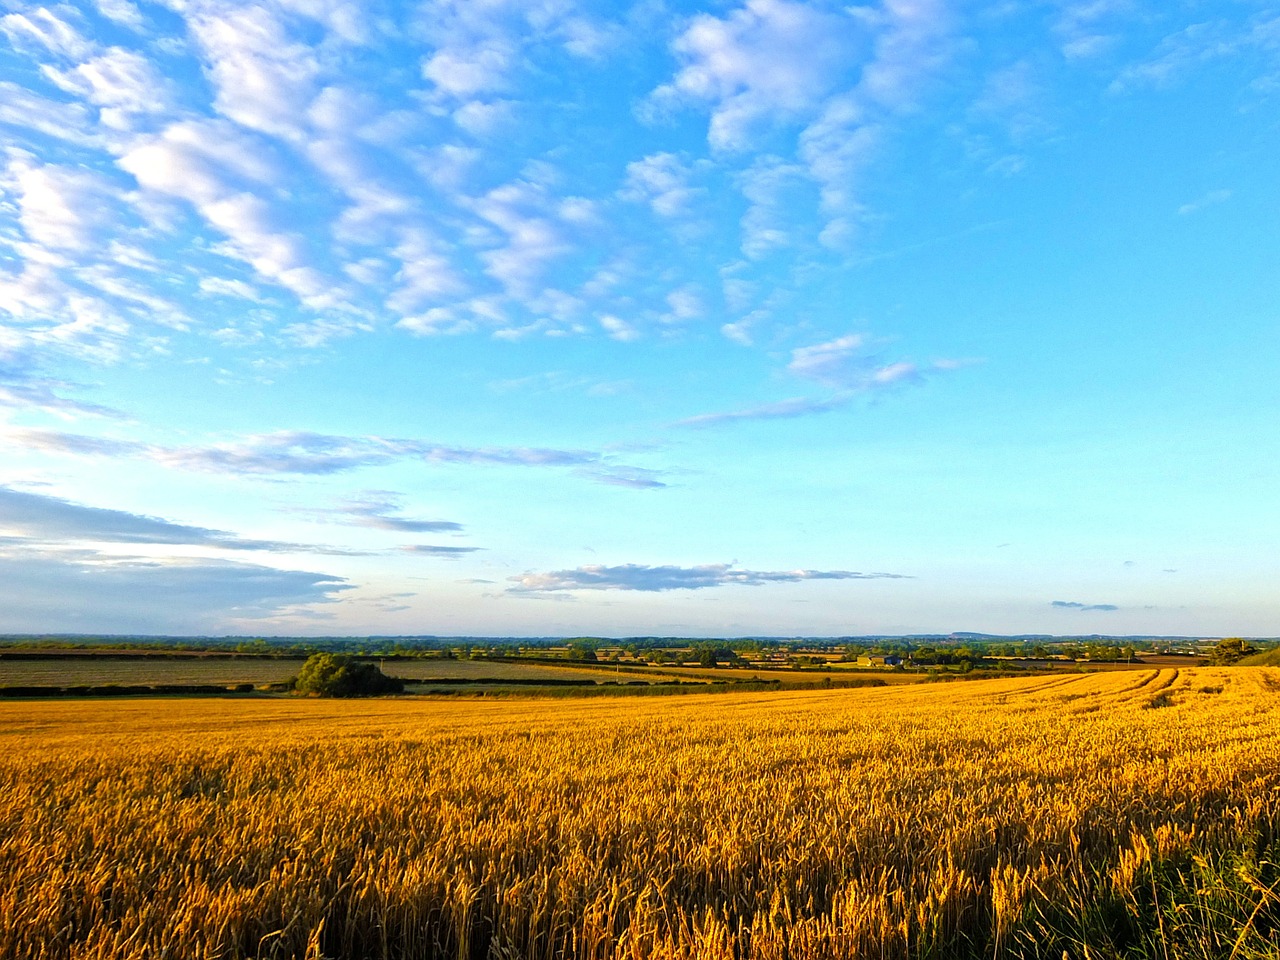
[0,640,1212,696]
[0,654,661,690]
[1,668,1278,959]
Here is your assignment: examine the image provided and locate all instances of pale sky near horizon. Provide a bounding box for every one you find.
[1,0,1278,637]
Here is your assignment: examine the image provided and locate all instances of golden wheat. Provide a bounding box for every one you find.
[1,667,1277,959]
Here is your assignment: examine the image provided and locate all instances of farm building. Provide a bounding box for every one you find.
[856,655,902,667]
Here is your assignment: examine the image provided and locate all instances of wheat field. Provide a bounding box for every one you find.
[1,668,1278,960]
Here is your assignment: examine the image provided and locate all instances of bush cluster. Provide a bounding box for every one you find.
[292,654,404,697]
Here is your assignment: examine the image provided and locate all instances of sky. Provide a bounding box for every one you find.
[1,0,1278,638]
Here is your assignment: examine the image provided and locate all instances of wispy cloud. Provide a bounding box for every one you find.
[1109,21,1242,94]
[1178,188,1232,216]
[401,544,483,558]
[679,334,976,427]
[6,427,666,487]
[676,395,852,428]
[0,485,363,556]
[508,562,910,593]
[619,152,704,217]
[577,466,668,489]
[787,333,969,389]
[0,345,122,417]
[327,492,463,533]
[1051,600,1120,612]
[0,7,94,60]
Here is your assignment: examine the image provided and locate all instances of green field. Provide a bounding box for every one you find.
[0,655,674,690]
[0,657,298,687]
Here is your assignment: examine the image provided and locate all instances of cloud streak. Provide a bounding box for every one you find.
[0,346,122,418]
[7,428,664,486]
[677,395,853,427]
[508,562,909,593]
[678,335,976,427]
[1051,600,1120,612]
[401,544,482,558]
[0,485,362,556]
[327,493,464,533]
[788,334,969,390]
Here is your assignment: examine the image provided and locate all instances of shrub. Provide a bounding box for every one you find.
[1208,637,1256,665]
[292,654,405,697]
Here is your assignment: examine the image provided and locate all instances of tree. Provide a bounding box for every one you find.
[293,654,404,697]
[694,643,737,668]
[1208,638,1255,665]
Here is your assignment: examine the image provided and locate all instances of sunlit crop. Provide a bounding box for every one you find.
[1,668,1277,959]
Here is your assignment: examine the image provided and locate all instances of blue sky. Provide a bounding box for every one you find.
[1,0,1278,637]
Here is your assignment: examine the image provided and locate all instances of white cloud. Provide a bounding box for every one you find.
[198,276,266,301]
[396,306,471,337]
[3,158,117,252]
[663,285,703,323]
[720,320,755,346]
[557,16,623,60]
[120,120,343,310]
[452,98,517,136]
[203,194,333,306]
[416,0,617,102]
[787,333,871,385]
[0,260,133,364]
[855,0,951,112]
[119,120,280,205]
[275,0,371,46]
[413,143,482,192]
[471,179,571,296]
[92,0,145,30]
[77,265,190,330]
[186,4,321,141]
[787,332,967,390]
[385,227,466,314]
[557,196,597,226]
[423,42,517,97]
[620,152,703,217]
[599,314,640,342]
[652,0,860,151]
[802,0,951,247]
[796,93,877,248]
[738,156,809,258]
[0,8,93,60]
[42,46,171,129]
[0,81,102,147]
